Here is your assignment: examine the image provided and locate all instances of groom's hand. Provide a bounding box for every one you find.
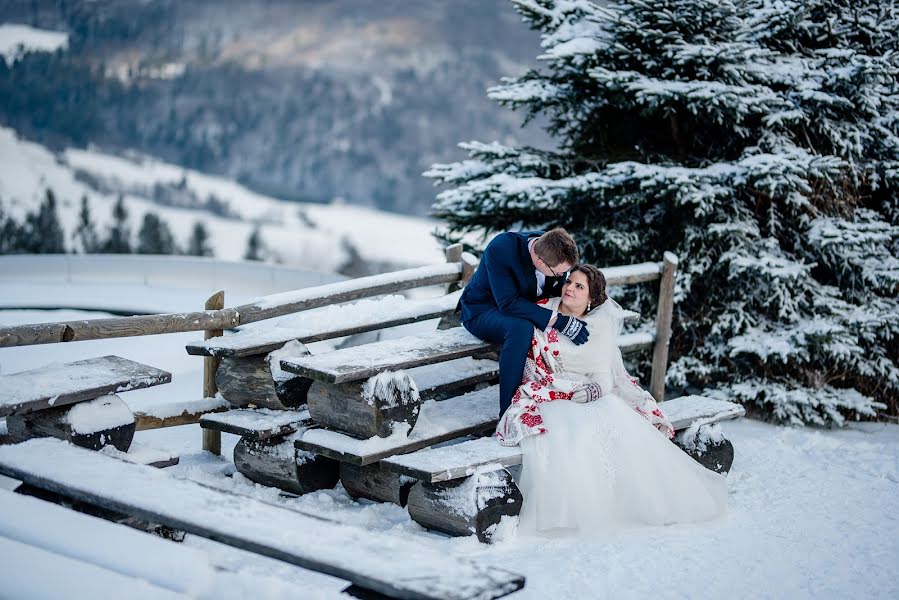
[554,314,589,345]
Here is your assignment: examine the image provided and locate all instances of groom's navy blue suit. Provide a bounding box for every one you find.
[461,231,566,416]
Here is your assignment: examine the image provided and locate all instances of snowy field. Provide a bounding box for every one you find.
[1,305,897,599]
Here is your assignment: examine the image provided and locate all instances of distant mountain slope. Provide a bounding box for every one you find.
[0,126,445,272]
[0,0,550,215]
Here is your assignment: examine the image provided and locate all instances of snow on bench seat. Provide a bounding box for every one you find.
[0,438,525,600]
[132,395,230,430]
[382,396,746,483]
[0,355,172,417]
[296,385,500,466]
[281,328,493,384]
[406,357,498,398]
[0,537,188,600]
[199,408,312,441]
[187,292,462,358]
[281,329,654,385]
[0,488,330,599]
[100,442,180,469]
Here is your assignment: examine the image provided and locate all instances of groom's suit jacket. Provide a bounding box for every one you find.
[459,230,566,331]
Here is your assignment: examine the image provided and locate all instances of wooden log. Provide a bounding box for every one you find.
[235,263,463,325]
[650,252,678,402]
[216,354,313,411]
[6,395,135,452]
[233,436,339,496]
[0,322,67,347]
[203,291,225,455]
[602,261,663,285]
[306,372,421,439]
[63,310,239,343]
[340,461,416,507]
[406,468,522,543]
[673,423,735,475]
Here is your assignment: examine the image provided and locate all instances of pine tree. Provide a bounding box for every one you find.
[136,212,177,255]
[102,195,132,253]
[426,0,898,425]
[244,226,265,261]
[0,205,24,254]
[22,189,66,253]
[186,221,214,257]
[73,195,100,253]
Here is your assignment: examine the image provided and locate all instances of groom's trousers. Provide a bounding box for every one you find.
[462,309,534,416]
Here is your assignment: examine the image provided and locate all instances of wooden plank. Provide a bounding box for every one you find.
[186,292,461,358]
[199,408,312,441]
[235,263,463,325]
[282,329,654,385]
[295,386,500,466]
[282,328,497,384]
[0,438,525,600]
[383,437,525,483]
[650,252,678,401]
[0,356,172,418]
[133,397,230,431]
[382,396,745,483]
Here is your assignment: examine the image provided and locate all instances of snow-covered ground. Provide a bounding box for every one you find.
[0,24,67,66]
[0,126,445,271]
[1,302,897,599]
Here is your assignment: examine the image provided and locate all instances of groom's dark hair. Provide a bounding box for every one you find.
[534,228,579,268]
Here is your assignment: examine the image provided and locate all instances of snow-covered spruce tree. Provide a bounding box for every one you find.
[426,0,898,425]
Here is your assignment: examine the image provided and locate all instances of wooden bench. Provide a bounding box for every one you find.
[0,437,525,600]
[0,355,172,455]
[184,248,744,544]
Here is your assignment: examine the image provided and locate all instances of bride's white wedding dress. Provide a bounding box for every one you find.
[503,298,728,536]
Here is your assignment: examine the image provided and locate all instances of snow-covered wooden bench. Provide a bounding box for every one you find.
[0,438,525,600]
[378,396,744,539]
[0,355,171,454]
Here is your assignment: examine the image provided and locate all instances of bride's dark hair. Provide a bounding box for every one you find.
[570,264,607,313]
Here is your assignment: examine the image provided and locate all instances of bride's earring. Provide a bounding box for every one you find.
[587,301,591,313]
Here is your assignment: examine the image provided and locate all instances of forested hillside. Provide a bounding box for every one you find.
[0,0,549,215]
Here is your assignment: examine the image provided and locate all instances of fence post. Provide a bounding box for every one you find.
[650,252,678,403]
[202,290,225,454]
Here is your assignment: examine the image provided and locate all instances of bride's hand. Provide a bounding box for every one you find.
[570,382,603,403]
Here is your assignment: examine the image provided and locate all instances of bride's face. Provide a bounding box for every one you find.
[561,270,591,315]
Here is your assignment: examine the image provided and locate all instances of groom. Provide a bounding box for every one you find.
[460,228,589,416]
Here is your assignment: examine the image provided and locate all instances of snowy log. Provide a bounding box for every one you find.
[216,355,313,410]
[406,467,522,543]
[6,395,135,452]
[233,435,339,496]
[340,461,415,507]
[306,372,421,439]
[673,423,734,474]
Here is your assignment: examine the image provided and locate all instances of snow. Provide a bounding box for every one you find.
[0,126,446,269]
[0,24,67,66]
[65,394,134,434]
[1,304,897,597]
[201,408,311,434]
[249,263,461,310]
[362,371,420,409]
[135,395,231,421]
[299,386,499,459]
[194,291,461,356]
[0,437,524,600]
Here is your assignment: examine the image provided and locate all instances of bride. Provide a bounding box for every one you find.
[496,264,727,535]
